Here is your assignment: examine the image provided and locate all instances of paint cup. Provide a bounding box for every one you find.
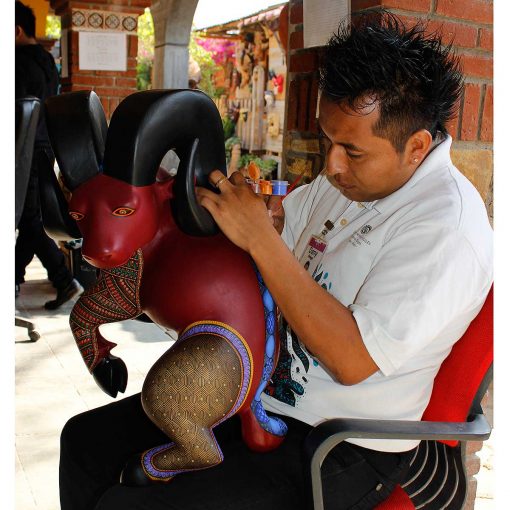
[259,180,273,195]
[247,179,261,194]
[271,180,289,196]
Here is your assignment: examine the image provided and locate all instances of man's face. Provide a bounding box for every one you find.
[318,96,415,202]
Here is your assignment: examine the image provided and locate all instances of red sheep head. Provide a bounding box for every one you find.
[69,174,161,269]
[44,89,228,263]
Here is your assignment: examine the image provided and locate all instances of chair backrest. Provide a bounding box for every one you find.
[15,97,41,228]
[422,286,493,446]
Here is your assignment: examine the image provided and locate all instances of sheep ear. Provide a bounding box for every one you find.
[45,90,106,191]
[104,89,226,236]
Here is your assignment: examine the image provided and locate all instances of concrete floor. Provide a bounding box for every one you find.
[14,257,494,509]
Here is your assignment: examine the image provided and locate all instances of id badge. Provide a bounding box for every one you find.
[299,235,327,275]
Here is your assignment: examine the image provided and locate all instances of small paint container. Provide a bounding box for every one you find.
[247,179,261,194]
[271,180,289,196]
[259,180,273,195]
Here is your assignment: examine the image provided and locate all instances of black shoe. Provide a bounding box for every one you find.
[15,284,20,299]
[44,279,84,310]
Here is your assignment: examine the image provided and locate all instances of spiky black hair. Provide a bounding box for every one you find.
[318,10,464,152]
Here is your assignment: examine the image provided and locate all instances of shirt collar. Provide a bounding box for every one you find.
[369,135,453,212]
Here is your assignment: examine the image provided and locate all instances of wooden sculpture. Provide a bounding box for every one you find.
[44,89,287,485]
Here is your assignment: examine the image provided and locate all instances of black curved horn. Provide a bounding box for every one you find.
[103,89,226,237]
[45,90,107,191]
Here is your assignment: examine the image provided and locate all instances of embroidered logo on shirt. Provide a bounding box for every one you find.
[349,225,372,248]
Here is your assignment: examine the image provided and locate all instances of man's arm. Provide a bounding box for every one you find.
[197,171,379,385]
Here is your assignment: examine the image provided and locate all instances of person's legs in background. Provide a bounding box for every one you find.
[15,147,83,308]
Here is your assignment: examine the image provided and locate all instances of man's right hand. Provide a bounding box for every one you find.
[266,195,285,235]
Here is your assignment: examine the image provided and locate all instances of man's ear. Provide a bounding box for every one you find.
[15,25,25,41]
[405,129,433,168]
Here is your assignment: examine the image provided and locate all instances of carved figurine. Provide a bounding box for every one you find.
[43,89,287,485]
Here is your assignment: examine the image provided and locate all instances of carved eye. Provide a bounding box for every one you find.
[112,207,135,217]
[69,211,84,221]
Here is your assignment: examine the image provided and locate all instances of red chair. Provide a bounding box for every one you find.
[304,287,493,509]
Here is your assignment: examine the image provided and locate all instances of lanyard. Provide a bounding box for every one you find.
[298,201,373,274]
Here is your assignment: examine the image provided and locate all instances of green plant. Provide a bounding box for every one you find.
[136,60,152,91]
[137,8,154,90]
[46,15,61,39]
[222,117,236,141]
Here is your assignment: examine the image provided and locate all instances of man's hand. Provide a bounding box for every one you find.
[196,170,282,255]
[265,195,285,235]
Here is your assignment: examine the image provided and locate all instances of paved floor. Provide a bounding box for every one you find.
[15,257,494,509]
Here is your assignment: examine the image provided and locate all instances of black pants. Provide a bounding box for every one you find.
[60,393,415,510]
[15,147,73,290]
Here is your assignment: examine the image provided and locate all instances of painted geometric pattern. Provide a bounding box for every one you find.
[140,326,249,479]
[69,249,143,371]
[251,269,287,436]
[71,9,138,33]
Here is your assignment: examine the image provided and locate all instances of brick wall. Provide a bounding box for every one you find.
[63,30,139,119]
[282,0,493,222]
[51,0,151,119]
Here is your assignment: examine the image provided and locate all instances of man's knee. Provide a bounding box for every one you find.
[60,412,88,457]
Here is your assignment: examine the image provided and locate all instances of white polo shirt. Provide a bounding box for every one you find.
[261,136,493,452]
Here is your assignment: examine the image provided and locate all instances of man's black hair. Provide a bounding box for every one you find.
[15,1,36,39]
[318,11,464,152]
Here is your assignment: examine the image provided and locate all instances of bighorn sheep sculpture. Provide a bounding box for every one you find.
[43,89,287,485]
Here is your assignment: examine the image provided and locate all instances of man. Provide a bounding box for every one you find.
[59,12,492,509]
[15,0,83,309]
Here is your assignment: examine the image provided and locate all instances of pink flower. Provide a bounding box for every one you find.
[196,38,236,64]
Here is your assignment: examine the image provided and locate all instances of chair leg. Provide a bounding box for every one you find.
[15,316,40,342]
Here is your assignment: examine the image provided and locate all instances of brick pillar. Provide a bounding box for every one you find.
[283,0,493,220]
[50,0,151,120]
[282,0,322,184]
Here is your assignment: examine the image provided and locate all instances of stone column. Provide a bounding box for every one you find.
[49,0,150,119]
[150,0,198,89]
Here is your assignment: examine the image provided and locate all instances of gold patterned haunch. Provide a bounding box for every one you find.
[140,321,252,480]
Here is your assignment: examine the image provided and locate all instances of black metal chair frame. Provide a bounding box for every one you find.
[15,97,42,342]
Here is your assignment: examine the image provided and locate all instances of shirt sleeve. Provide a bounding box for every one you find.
[350,223,493,375]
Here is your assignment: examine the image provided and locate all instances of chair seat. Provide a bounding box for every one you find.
[375,485,413,509]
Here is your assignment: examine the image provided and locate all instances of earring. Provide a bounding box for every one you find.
[413,157,419,163]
